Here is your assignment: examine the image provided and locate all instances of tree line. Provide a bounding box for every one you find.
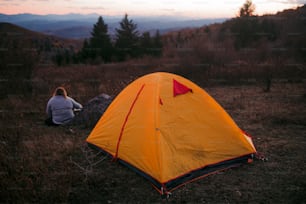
[54,14,163,65]
[53,1,256,66]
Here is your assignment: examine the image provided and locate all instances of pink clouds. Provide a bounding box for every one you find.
[0,0,304,18]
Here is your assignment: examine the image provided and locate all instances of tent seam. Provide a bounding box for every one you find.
[156,74,163,185]
[114,84,145,160]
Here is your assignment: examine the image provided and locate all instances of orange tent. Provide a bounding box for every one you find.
[86,72,256,194]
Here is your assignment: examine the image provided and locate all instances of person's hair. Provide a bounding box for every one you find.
[53,87,67,98]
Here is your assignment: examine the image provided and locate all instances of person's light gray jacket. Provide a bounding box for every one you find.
[46,95,82,124]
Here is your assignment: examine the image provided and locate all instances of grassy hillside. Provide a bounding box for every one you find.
[1,66,305,203]
[162,5,306,82]
[0,22,82,61]
[0,22,82,97]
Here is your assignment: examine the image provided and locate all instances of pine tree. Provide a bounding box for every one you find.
[115,14,140,61]
[152,30,163,57]
[80,39,90,62]
[88,16,113,63]
[140,32,152,56]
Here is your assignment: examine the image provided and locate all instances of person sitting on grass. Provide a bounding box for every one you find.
[45,86,83,126]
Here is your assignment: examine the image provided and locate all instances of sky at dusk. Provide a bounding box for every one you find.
[0,0,305,18]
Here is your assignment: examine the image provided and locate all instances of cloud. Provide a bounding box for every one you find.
[290,0,306,4]
[271,0,306,4]
[81,6,105,10]
[131,0,147,4]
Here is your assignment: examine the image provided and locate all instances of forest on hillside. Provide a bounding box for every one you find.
[0,2,306,97]
[51,3,306,67]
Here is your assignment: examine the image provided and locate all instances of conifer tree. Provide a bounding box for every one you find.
[88,16,113,63]
[140,32,152,56]
[115,14,140,61]
[139,30,163,57]
[80,39,90,61]
[152,30,163,57]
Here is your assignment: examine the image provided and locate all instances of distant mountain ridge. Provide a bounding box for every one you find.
[0,13,226,39]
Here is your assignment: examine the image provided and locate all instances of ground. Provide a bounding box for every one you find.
[0,70,306,203]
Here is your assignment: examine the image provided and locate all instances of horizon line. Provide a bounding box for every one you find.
[0,12,232,19]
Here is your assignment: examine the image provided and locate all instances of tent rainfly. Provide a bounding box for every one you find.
[86,72,257,195]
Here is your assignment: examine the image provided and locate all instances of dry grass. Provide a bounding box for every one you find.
[1,64,306,203]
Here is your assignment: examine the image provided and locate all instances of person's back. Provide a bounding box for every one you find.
[46,87,82,126]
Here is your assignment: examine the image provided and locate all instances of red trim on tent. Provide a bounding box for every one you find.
[173,79,192,97]
[164,164,241,194]
[161,152,256,192]
[159,97,163,105]
[114,84,145,160]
